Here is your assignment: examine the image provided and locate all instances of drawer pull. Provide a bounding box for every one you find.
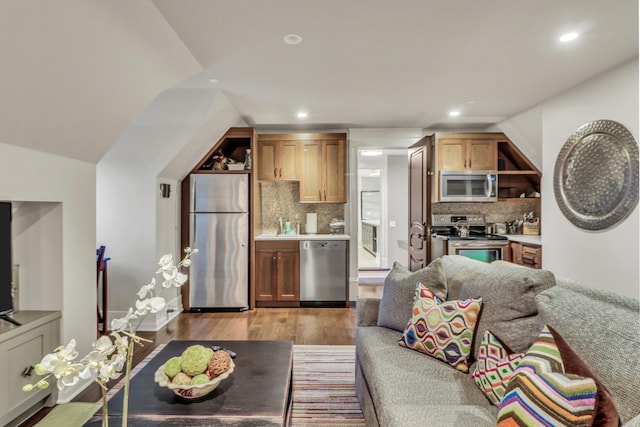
[21,366,35,377]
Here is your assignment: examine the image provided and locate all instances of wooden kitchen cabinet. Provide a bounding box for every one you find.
[438,137,497,171]
[299,136,346,203]
[255,241,299,307]
[257,138,299,181]
[511,242,542,269]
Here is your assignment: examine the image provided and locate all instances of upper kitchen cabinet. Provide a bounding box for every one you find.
[496,137,541,202]
[299,134,346,203]
[257,136,299,181]
[437,135,497,171]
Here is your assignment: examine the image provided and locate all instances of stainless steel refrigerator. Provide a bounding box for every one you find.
[189,174,249,311]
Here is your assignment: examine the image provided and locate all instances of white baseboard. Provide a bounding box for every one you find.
[107,296,183,332]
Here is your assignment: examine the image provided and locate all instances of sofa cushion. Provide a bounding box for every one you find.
[535,279,640,424]
[377,259,447,332]
[399,283,482,373]
[356,326,496,409]
[497,326,598,426]
[471,330,523,406]
[453,257,555,359]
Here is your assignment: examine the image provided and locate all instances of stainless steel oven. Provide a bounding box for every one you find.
[432,213,509,263]
[447,239,509,262]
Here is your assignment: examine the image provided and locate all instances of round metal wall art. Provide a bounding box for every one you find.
[553,119,639,231]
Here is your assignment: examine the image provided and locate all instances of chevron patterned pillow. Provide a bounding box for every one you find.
[471,330,524,406]
[497,325,598,426]
[399,282,482,373]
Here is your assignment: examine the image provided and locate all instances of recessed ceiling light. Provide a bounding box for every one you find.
[297,112,308,119]
[449,111,461,117]
[559,32,579,42]
[361,150,383,156]
[283,34,302,45]
[208,78,219,84]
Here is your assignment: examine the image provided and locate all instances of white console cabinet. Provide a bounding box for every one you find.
[0,311,61,426]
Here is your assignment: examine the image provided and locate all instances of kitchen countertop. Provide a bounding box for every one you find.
[361,219,380,227]
[506,234,541,245]
[255,233,351,241]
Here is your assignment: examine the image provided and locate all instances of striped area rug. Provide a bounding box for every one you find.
[104,343,365,425]
[290,345,365,426]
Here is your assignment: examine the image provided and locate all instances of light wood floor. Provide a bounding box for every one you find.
[21,306,362,426]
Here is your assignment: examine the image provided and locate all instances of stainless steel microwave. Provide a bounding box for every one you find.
[440,170,498,202]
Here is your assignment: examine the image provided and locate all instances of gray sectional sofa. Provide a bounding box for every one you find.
[355,255,640,427]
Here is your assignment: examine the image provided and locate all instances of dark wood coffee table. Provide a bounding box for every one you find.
[85,340,293,426]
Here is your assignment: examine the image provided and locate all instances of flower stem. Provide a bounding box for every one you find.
[121,338,135,427]
[100,381,109,427]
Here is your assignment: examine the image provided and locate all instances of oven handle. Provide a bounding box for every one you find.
[449,241,509,247]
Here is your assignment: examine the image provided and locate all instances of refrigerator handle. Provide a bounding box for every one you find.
[190,214,196,250]
[190,176,196,212]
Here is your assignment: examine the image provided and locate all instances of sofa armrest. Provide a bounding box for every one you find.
[356,298,381,327]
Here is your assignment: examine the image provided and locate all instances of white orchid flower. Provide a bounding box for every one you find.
[110,352,126,372]
[51,359,84,390]
[157,254,174,272]
[110,308,137,332]
[111,332,129,355]
[135,296,166,316]
[182,259,191,268]
[162,266,187,288]
[137,278,156,299]
[98,359,122,383]
[93,335,116,356]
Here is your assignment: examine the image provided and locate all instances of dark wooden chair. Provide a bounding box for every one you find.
[96,246,110,336]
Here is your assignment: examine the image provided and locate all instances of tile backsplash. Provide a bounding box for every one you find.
[260,181,345,234]
[432,201,541,225]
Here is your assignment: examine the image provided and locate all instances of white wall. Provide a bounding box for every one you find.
[0,142,96,402]
[541,59,639,299]
[97,89,245,329]
[386,154,409,266]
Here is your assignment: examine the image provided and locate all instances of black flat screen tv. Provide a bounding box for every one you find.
[0,202,18,324]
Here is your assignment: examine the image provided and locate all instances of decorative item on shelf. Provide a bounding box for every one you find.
[22,248,198,427]
[212,151,231,170]
[244,149,252,170]
[154,344,235,399]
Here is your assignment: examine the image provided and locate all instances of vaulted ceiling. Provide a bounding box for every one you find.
[0,0,637,163]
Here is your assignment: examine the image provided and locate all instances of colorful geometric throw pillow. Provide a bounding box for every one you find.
[497,326,598,426]
[471,330,524,406]
[399,282,482,373]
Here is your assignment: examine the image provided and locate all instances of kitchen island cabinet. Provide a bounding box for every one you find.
[255,240,299,307]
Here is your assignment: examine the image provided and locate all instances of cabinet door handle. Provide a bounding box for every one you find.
[273,168,277,178]
[469,157,472,168]
[318,190,321,199]
[464,157,467,168]
[324,190,326,200]
[21,366,35,377]
[279,168,282,178]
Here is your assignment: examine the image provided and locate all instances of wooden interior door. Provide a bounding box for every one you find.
[408,136,432,271]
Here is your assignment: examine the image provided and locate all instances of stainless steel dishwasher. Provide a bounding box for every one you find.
[299,240,347,307]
